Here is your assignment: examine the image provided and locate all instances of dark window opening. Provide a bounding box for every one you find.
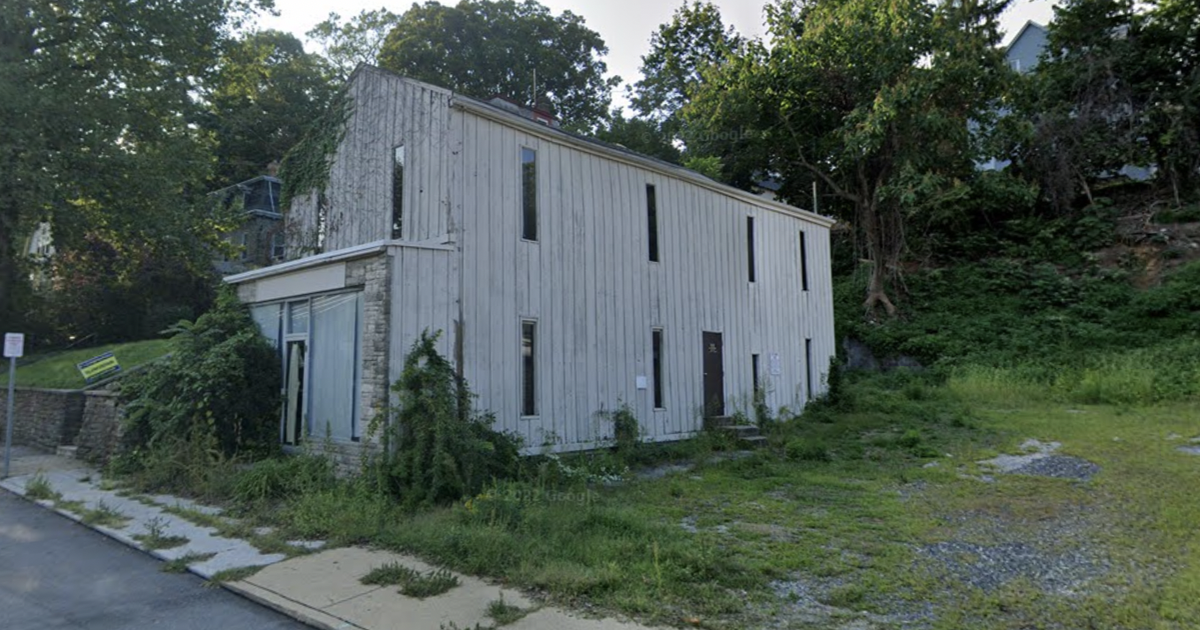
[647,184,659,262]
[652,329,664,408]
[752,354,760,391]
[805,338,814,400]
[392,145,405,239]
[522,320,537,415]
[747,216,756,282]
[521,147,537,241]
[799,230,809,291]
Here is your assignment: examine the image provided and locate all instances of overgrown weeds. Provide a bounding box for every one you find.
[360,562,460,598]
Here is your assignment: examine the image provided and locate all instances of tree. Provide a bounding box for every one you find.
[377,0,618,131]
[203,30,336,185]
[307,8,399,79]
[687,0,1015,315]
[593,110,681,164]
[631,1,743,142]
[0,0,264,337]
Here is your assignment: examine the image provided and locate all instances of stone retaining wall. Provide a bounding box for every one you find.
[76,391,124,464]
[0,388,85,452]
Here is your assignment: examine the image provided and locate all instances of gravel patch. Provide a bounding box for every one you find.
[1008,455,1101,481]
[919,540,1109,595]
[767,573,935,629]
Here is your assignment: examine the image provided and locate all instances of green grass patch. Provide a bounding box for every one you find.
[133,517,189,550]
[486,595,530,626]
[80,500,129,529]
[208,565,264,583]
[1,339,169,389]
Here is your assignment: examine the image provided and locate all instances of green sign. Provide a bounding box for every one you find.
[77,352,121,383]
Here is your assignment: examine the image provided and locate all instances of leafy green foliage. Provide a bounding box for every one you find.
[278,88,351,211]
[371,330,522,508]
[120,289,282,463]
[232,454,336,504]
[307,8,400,79]
[376,0,618,131]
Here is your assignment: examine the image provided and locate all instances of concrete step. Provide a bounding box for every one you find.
[719,424,761,439]
[740,435,769,449]
[56,445,78,459]
[704,415,736,429]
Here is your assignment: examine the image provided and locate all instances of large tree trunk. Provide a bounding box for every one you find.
[859,199,898,318]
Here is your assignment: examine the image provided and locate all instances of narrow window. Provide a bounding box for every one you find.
[805,338,814,399]
[521,147,537,241]
[647,184,659,262]
[271,232,285,260]
[392,145,405,239]
[747,216,756,282]
[752,354,760,391]
[238,232,249,261]
[799,230,809,291]
[652,329,664,408]
[521,320,537,415]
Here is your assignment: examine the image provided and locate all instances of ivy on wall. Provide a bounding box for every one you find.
[279,88,353,210]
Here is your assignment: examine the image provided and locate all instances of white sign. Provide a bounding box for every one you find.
[769,353,782,376]
[3,333,23,359]
[635,375,648,390]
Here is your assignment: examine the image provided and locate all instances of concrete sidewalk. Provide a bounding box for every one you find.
[0,446,658,630]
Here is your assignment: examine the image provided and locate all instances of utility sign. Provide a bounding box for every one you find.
[3,333,23,358]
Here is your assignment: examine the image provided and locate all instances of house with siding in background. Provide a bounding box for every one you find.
[224,65,836,454]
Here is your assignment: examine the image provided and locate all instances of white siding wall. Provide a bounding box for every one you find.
[452,108,836,451]
[296,69,836,452]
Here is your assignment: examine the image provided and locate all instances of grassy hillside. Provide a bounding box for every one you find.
[0,339,171,390]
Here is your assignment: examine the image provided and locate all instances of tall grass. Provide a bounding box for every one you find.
[949,340,1200,406]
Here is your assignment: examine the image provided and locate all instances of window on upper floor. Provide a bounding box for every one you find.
[271,232,285,261]
[799,230,809,291]
[747,216,756,283]
[392,145,405,239]
[521,147,537,241]
[647,184,659,262]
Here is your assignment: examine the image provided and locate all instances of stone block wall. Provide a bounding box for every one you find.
[76,391,124,464]
[0,388,85,452]
[346,254,392,438]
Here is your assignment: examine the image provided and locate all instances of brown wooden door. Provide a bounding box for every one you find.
[702,331,725,416]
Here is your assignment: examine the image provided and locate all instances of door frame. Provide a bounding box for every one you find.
[702,331,725,417]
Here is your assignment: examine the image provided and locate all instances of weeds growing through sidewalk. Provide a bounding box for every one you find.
[208,565,264,584]
[24,475,61,502]
[161,552,215,573]
[486,595,529,626]
[133,516,189,550]
[361,562,460,598]
[80,500,129,528]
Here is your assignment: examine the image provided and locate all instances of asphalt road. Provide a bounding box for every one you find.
[0,490,309,630]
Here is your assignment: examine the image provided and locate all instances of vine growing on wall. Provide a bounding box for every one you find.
[278,88,353,210]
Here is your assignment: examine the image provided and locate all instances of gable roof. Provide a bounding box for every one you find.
[352,65,835,228]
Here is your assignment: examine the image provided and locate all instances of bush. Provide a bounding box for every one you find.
[372,330,522,508]
[232,454,336,504]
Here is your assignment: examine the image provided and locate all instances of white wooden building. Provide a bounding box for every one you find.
[225,66,836,453]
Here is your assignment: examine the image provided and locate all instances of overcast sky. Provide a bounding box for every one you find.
[256,0,1058,104]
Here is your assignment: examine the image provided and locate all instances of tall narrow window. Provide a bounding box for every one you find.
[646,184,659,262]
[747,216,756,282]
[521,147,537,241]
[521,320,537,415]
[799,230,809,291]
[752,354,761,391]
[392,145,405,239]
[652,329,664,408]
[805,338,814,399]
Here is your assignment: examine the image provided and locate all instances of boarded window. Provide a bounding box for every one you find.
[799,230,809,291]
[652,329,664,408]
[521,147,537,241]
[522,320,537,415]
[392,145,405,239]
[647,184,659,262]
[747,216,756,282]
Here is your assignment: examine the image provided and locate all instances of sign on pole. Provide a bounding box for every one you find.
[3,332,21,478]
[77,351,121,384]
[3,333,23,358]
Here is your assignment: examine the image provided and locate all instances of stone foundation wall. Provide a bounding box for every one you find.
[297,438,383,477]
[0,388,85,452]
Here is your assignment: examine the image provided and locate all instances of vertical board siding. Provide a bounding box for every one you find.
[299,69,836,452]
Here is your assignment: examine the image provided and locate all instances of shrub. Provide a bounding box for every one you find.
[785,438,832,462]
[232,454,335,504]
[120,289,281,460]
[371,330,522,508]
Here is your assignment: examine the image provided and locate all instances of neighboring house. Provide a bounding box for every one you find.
[981,20,1153,181]
[23,221,55,289]
[225,66,837,454]
[211,175,286,275]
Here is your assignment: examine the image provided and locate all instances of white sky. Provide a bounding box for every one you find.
[256,0,1058,105]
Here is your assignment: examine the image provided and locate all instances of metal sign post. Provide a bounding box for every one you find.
[4,332,24,479]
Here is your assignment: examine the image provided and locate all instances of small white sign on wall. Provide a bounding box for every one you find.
[635,375,648,390]
[3,333,24,359]
[769,353,782,376]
